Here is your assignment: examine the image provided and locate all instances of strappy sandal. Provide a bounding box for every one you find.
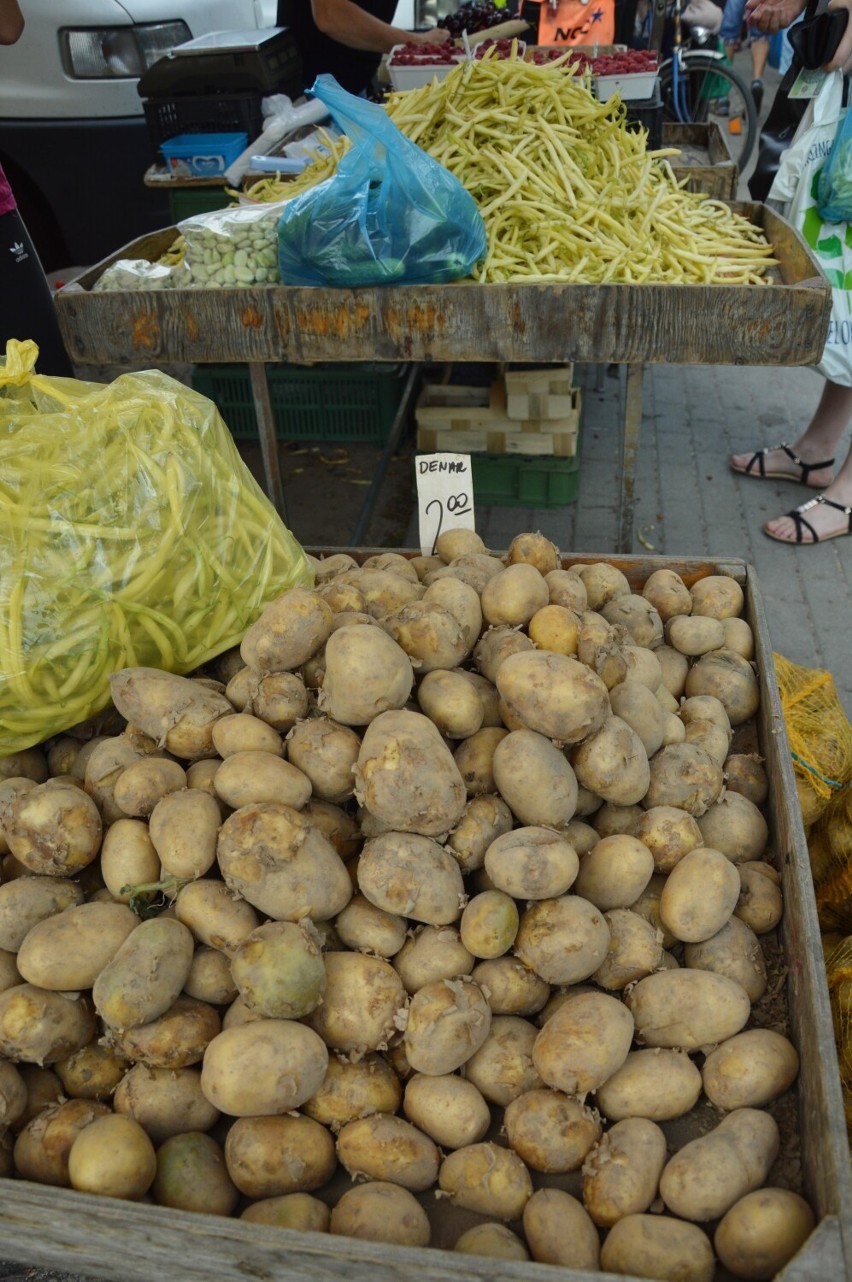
[731,442,835,486]
[763,495,852,544]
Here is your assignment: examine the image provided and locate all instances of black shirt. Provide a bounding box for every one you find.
[278,0,399,96]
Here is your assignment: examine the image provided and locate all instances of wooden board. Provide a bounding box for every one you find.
[415,381,581,455]
[662,122,738,201]
[55,204,830,368]
[0,552,848,1282]
[504,365,576,420]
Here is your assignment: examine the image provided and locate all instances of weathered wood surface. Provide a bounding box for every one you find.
[662,121,738,200]
[0,556,848,1281]
[55,205,829,368]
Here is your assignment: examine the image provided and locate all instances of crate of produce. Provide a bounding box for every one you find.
[160,132,248,179]
[386,42,464,90]
[663,121,738,200]
[504,363,576,420]
[415,381,581,457]
[190,361,411,444]
[469,448,581,504]
[142,91,265,153]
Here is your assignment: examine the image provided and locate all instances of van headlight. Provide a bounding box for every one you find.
[60,21,191,78]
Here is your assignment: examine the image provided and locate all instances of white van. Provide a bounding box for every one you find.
[0,0,280,270]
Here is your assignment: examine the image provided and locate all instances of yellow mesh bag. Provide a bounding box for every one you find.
[0,340,314,755]
[825,936,852,1140]
[809,785,852,933]
[774,651,852,827]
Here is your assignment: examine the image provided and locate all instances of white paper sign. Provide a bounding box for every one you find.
[415,453,476,556]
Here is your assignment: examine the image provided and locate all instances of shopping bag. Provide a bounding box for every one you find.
[817,82,852,221]
[0,339,313,755]
[276,75,487,288]
[770,70,852,384]
[748,50,809,201]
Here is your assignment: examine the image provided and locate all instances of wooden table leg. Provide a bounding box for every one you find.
[617,362,644,555]
[248,361,288,522]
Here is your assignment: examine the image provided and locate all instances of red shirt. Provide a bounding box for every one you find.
[0,162,16,216]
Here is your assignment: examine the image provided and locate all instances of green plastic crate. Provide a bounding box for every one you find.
[167,186,232,222]
[191,363,411,444]
[471,451,581,508]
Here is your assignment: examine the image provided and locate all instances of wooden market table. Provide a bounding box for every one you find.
[55,204,830,552]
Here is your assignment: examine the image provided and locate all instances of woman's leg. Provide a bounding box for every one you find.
[0,206,73,377]
[764,445,852,541]
[730,378,852,488]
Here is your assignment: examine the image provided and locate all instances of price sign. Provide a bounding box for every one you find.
[415,453,476,556]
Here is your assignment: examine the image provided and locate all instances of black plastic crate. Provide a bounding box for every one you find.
[143,92,265,152]
[624,83,663,150]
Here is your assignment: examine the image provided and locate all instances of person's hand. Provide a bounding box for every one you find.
[408,26,451,43]
[744,0,807,33]
[825,0,852,69]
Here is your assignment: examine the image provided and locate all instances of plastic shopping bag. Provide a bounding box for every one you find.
[770,71,852,385]
[0,339,313,755]
[817,79,852,222]
[277,74,487,287]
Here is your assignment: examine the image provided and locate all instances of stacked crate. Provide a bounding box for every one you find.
[415,365,582,506]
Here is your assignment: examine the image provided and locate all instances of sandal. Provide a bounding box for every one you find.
[731,442,835,486]
[763,495,852,544]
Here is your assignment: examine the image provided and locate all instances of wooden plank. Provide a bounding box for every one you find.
[55,204,829,368]
[504,367,576,420]
[416,426,579,456]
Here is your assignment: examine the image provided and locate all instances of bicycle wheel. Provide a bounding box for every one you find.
[658,53,758,172]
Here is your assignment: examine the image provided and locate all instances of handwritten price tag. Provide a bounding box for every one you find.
[415,453,476,556]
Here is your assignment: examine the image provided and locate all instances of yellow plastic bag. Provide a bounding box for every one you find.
[774,651,852,826]
[0,340,313,755]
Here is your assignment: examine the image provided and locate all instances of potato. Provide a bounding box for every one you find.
[473,624,534,684]
[5,782,102,877]
[662,712,687,744]
[601,594,664,649]
[146,787,222,881]
[577,611,629,689]
[490,729,578,828]
[151,1131,238,1216]
[200,1018,328,1117]
[573,834,655,911]
[683,915,767,1001]
[223,1112,336,1200]
[498,651,611,747]
[697,791,769,863]
[112,757,187,820]
[217,802,352,923]
[545,568,588,612]
[304,799,362,863]
[453,726,509,796]
[504,530,558,573]
[100,819,161,904]
[515,896,610,985]
[354,710,466,838]
[312,553,359,582]
[735,861,784,933]
[659,846,740,943]
[660,1107,779,1222]
[684,648,759,726]
[573,561,630,609]
[596,1048,702,1122]
[211,712,283,759]
[283,717,360,804]
[721,616,755,660]
[416,669,484,741]
[110,668,234,759]
[317,578,368,615]
[601,1214,715,1282]
[504,1088,601,1172]
[241,1192,330,1231]
[439,1141,533,1220]
[330,1181,430,1246]
[456,669,502,727]
[109,995,221,1070]
[423,576,483,652]
[656,643,690,696]
[714,1187,815,1278]
[455,1223,529,1260]
[0,876,85,953]
[93,917,195,1030]
[592,801,645,838]
[634,805,703,874]
[470,957,550,1017]
[643,743,724,816]
[404,977,491,1074]
[666,614,725,656]
[317,625,413,725]
[608,681,666,757]
[432,552,505,594]
[0,749,48,785]
[16,901,137,992]
[0,949,20,994]
[484,826,579,900]
[0,1059,27,1128]
[240,587,333,672]
[14,1098,111,1186]
[480,563,549,627]
[303,951,405,1054]
[11,1064,63,1132]
[690,574,745,619]
[572,716,650,806]
[0,985,95,1065]
[702,1028,799,1111]
[68,1113,157,1200]
[593,909,663,990]
[533,989,633,1095]
[522,1188,600,1269]
[459,890,518,960]
[384,600,472,671]
[527,604,581,656]
[358,830,464,926]
[435,528,488,562]
[114,1064,220,1142]
[393,925,474,994]
[447,794,513,874]
[175,879,261,954]
[337,1113,439,1191]
[724,753,769,807]
[642,568,692,620]
[230,920,325,1019]
[583,1116,668,1227]
[683,718,730,768]
[559,818,599,856]
[334,894,407,958]
[213,750,313,812]
[303,1052,402,1129]
[403,1073,490,1149]
[463,1015,542,1107]
[627,968,751,1050]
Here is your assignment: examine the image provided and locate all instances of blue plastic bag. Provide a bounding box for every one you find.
[277,75,487,287]
[816,83,852,223]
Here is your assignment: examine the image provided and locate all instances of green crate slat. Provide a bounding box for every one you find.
[191,363,411,445]
[471,452,581,508]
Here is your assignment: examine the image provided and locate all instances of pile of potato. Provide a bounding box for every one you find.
[0,532,817,1282]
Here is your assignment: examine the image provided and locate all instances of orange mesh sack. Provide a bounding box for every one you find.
[774,651,852,827]
[825,935,852,1138]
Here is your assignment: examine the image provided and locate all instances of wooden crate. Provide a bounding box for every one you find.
[415,383,581,456]
[662,121,739,201]
[0,552,849,1282]
[504,364,576,420]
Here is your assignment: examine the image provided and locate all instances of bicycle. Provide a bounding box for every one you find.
[645,0,759,170]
